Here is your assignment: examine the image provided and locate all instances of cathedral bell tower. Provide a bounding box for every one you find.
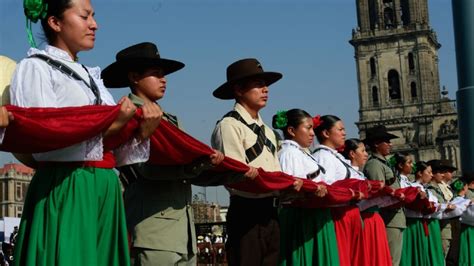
[350,0,460,169]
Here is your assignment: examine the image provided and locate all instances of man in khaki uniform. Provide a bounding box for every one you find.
[363,125,405,266]
[102,42,243,266]
[428,159,456,257]
[211,58,285,266]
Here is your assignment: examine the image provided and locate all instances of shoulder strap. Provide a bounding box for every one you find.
[29,54,102,105]
[163,112,179,127]
[222,111,276,163]
[313,146,351,179]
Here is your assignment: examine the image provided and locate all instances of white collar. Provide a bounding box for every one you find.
[318,144,337,153]
[27,45,76,62]
[281,139,302,149]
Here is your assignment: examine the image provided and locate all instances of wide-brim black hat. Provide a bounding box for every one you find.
[213,58,282,100]
[363,125,398,144]
[101,42,184,88]
[427,159,443,172]
[428,160,458,172]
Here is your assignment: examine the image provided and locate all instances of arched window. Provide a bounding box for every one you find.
[369,0,378,30]
[388,70,401,100]
[384,7,395,29]
[372,86,379,106]
[408,53,415,71]
[411,82,417,98]
[370,57,376,77]
[401,0,410,25]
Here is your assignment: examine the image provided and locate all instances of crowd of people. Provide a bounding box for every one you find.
[196,232,227,265]
[0,0,472,265]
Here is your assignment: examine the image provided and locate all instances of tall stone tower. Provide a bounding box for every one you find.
[350,0,460,169]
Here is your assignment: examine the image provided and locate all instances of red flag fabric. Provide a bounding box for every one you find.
[1,104,120,153]
[0,105,434,209]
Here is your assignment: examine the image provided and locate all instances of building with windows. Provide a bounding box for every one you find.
[0,163,34,218]
[350,0,460,169]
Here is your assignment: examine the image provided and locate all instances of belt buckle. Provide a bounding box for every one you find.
[272,197,280,208]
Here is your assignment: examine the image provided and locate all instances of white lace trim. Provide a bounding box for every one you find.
[84,135,104,161]
[115,138,150,167]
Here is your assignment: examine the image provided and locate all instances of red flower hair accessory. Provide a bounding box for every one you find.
[336,144,345,153]
[312,115,323,129]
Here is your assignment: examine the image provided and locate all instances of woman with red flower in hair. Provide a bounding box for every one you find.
[311,115,365,266]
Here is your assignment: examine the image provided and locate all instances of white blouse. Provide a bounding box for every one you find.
[460,203,474,226]
[312,144,353,184]
[10,45,148,165]
[402,180,455,219]
[399,174,412,189]
[278,140,322,182]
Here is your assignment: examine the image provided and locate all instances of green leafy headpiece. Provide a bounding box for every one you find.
[24,0,48,47]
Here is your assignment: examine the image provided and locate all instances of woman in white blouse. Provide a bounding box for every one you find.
[340,138,392,266]
[453,178,474,265]
[312,115,364,266]
[274,109,339,266]
[11,0,161,265]
[397,159,444,266]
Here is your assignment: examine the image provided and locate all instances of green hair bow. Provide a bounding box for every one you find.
[451,179,465,194]
[274,110,288,129]
[387,155,397,169]
[411,163,417,175]
[24,0,48,47]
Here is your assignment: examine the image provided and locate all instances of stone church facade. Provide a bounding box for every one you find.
[350,0,460,170]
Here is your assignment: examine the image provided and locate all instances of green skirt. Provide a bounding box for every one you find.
[279,207,340,266]
[459,224,474,266]
[401,218,431,266]
[14,166,130,266]
[401,218,444,266]
[427,219,444,266]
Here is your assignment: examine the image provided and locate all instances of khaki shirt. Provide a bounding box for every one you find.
[212,103,281,198]
[364,153,406,228]
[124,94,244,253]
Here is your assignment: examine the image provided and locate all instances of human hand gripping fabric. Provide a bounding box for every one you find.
[137,102,163,141]
[104,97,137,137]
[244,166,259,180]
[209,150,224,166]
[292,178,303,192]
[0,107,13,127]
[444,203,456,212]
[418,190,427,200]
[314,184,328,197]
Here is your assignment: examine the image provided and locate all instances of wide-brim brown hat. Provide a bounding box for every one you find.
[101,42,184,88]
[363,125,398,144]
[213,58,282,100]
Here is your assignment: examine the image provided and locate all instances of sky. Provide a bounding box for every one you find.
[0,0,459,206]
